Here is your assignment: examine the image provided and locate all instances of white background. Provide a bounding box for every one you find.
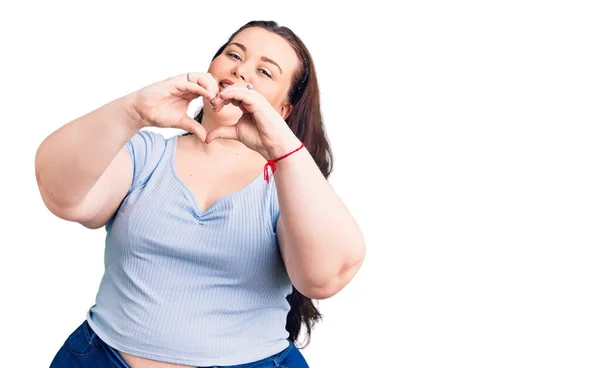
[1,1,599,367]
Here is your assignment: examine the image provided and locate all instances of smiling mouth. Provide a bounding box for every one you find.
[219,79,234,91]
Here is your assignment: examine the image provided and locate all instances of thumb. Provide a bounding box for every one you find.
[206,125,239,144]
[177,116,207,142]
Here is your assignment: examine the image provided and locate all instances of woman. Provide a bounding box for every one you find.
[37,20,365,368]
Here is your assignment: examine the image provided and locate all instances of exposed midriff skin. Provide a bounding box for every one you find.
[118,351,195,368]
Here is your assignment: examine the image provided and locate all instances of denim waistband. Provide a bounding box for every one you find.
[84,320,131,368]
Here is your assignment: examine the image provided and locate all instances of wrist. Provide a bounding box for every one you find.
[122,93,148,130]
[265,134,302,160]
[262,135,304,184]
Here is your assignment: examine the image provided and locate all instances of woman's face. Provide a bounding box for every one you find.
[207,27,300,121]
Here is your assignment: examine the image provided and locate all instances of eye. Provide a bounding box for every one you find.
[259,68,272,79]
[227,52,242,61]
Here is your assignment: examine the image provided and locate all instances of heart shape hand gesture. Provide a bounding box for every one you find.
[130,72,300,160]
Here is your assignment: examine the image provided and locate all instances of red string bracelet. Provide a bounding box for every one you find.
[264,142,305,183]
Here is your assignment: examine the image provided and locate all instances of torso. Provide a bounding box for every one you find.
[174,134,267,212]
[118,134,267,368]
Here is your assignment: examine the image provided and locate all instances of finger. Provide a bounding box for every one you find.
[213,86,258,113]
[210,84,249,109]
[211,99,249,115]
[177,115,207,142]
[209,94,223,109]
[209,85,241,110]
[187,72,219,99]
[205,125,238,144]
[174,80,214,101]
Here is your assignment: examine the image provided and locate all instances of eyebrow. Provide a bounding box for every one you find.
[228,42,283,74]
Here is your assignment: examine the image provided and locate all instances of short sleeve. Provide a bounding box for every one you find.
[124,129,167,195]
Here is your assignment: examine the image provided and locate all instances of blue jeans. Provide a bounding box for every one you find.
[50,320,310,367]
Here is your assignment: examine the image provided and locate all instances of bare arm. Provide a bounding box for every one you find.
[35,73,217,228]
[34,94,142,228]
[273,137,366,300]
[203,85,366,300]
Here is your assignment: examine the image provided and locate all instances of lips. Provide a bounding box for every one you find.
[219,79,234,92]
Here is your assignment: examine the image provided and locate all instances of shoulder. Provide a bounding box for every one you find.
[126,129,168,150]
[125,129,180,163]
[125,129,173,191]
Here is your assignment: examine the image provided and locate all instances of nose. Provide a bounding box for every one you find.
[232,63,249,82]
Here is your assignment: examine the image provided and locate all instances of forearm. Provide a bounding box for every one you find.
[272,138,366,296]
[35,93,141,209]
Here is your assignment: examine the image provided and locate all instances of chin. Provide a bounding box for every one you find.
[206,104,243,125]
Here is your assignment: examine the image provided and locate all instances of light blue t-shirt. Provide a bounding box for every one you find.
[86,130,293,366]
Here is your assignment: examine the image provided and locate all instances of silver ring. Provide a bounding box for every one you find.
[187,72,191,82]
[246,83,253,90]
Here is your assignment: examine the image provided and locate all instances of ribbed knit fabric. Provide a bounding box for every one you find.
[86,130,294,366]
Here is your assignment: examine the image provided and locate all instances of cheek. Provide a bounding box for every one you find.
[207,63,221,75]
[207,56,229,74]
[259,84,287,107]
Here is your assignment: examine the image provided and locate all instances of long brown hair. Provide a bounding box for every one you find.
[195,20,333,348]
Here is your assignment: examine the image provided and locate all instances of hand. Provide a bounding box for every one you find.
[129,72,218,141]
[206,84,300,159]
